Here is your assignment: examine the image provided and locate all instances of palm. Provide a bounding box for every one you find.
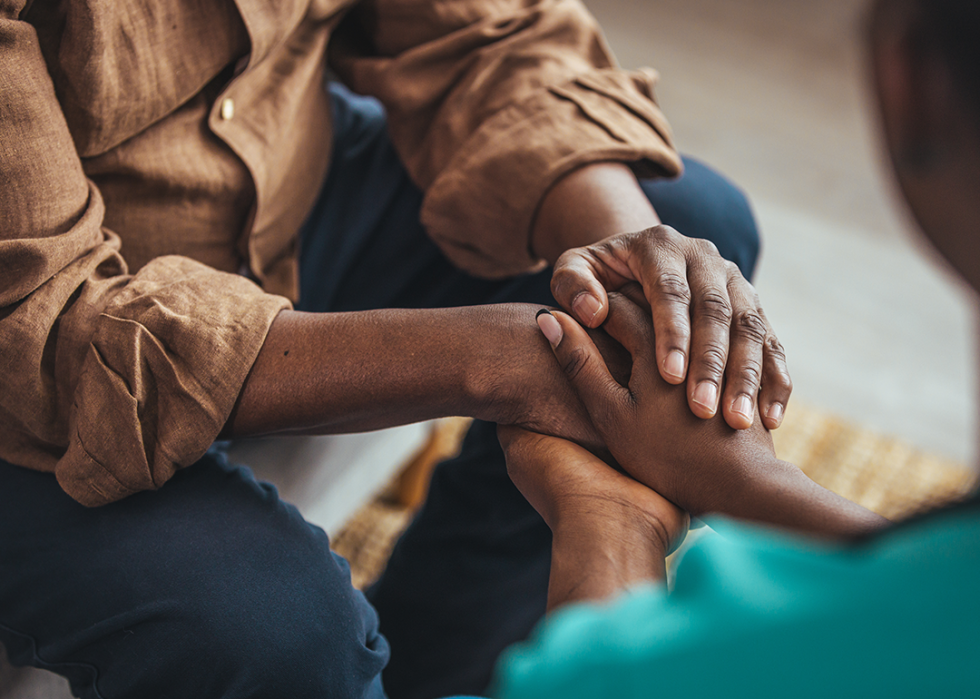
[499,427,689,555]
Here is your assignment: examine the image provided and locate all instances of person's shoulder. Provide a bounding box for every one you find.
[492,507,980,699]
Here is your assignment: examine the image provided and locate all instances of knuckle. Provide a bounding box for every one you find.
[763,372,794,397]
[646,226,684,255]
[653,271,692,304]
[732,309,768,344]
[652,224,680,243]
[606,290,626,305]
[696,291,733,325]
[615,230,644,248]
[735,360,763,390]
[765,334,788,362]
[560,346,592,382]
[550,266,579,300]
[552,248,578,271]
[774,365,794,392]
[696,238,721,258]
[697,344,727,378]
[551,264,578,290]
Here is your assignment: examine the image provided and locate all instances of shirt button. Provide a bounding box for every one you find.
[220,97,235,120]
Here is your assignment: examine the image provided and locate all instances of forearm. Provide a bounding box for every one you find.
[548,522,667,612]
[531,162,660,264]
[723,457,890,539]
[224,305,533,438]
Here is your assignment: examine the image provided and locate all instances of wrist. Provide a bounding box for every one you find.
[553,495,679,557]
[548,517,667,610]
[460,303,550,424]
[554,514,669,561]
[531,162,659,263]
[722,457,890,538]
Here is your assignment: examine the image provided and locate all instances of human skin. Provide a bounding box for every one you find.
[533,291,889,537]
[499,425,689,610]
[533,163,791,430]
[505,295,884,608]
[869,0,980,293]
[225,162,791,442]
[224,303,615,448]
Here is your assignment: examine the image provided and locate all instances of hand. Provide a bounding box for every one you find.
[477,303,632,453]
[498,425,689,608]
[537,292,777,517]
[498,425,689,554]
[551,227,791,431]
[535,294,889,537]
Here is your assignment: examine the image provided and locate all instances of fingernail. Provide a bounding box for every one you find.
[536,310,563,347]
[663,350,685,381]
[692,381,718,413]
[733,395,753,421]
[572,293,602,325]
[767,402,784,424]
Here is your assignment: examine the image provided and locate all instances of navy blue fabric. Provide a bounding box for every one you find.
[0,449,389,699]
[0,82,759,699]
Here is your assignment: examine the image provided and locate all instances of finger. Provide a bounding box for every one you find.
[497,425,559,483]
[498,424,585,466]
[627,229,693,386]
[600,293,657,387]
[684,245,733,420]
[497,424,532,452]
[536,309,633,434]
[552,246,632,329]
[757,309,793,429]
[616,281,652,314]
[720,274,767,430]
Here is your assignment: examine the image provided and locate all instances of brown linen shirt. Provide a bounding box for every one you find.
[0,0,682,506]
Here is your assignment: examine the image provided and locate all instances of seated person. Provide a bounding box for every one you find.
[0,1,789,697]
[491,0,980,695]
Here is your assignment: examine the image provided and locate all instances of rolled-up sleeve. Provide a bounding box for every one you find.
[0,8,290,506]
[330,0,683,278]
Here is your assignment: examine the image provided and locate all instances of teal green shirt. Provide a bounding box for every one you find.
[492,507,980,698]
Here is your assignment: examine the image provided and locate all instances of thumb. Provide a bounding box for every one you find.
[550,248,619,328]
[535,309,632,435]
[496,424,532,452]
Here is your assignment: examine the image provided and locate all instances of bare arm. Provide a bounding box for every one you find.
[222,304,615,451]
[498,426,689,610]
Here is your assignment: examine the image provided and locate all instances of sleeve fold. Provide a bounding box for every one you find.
[57,257,289,506]
[0,12,290,506]
[331,0,683,278]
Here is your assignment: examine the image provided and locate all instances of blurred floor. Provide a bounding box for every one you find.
[587,0,978,464]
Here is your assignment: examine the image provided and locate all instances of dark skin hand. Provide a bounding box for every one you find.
[534,162,792,430]
[535,290,888,539]
[224,163,789,460]
[499,425,689,611]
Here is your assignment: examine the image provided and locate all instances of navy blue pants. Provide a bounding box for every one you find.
[0,85,759,699]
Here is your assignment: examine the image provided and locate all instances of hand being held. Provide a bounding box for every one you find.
[498,425,690,557]
[550,227,792,431]
[484,304,633,454]
[535,290,781,518]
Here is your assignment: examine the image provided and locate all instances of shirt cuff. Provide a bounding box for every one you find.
[421,68,684,279]
[56,256,291,506]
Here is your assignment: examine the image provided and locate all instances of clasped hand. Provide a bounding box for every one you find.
[534,288,780,518]
[550,226,791,430]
